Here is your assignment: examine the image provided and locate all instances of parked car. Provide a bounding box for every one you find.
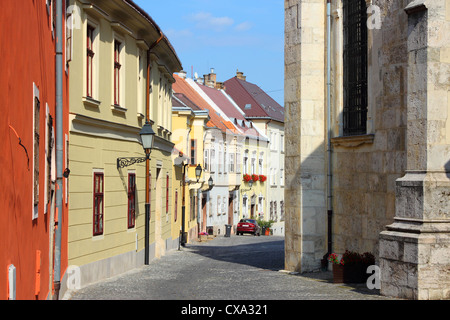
[236,219,260,236]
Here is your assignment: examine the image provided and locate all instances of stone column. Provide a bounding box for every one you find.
[284,0,327,272]
[379,0,450,300]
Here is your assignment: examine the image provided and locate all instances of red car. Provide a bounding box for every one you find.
[236,219,261,236]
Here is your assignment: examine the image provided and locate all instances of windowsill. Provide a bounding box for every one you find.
[331,134,374,148]
[83,96,101,108]
[111,104,127,113]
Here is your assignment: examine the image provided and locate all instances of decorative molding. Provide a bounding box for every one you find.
[111,22,133,36]
[404,0,427,14]
[82,96,101,108]
[331,134,375,148]
[81,3,109,19]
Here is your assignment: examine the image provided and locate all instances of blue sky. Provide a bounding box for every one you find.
[134,0,284,106]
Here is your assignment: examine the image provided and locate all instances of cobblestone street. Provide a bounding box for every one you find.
[66,235,394,301]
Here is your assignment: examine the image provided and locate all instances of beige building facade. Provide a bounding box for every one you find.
[67,0,181,289]
[284,0,450,299]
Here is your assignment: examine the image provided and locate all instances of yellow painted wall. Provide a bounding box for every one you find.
[68,1,177,268]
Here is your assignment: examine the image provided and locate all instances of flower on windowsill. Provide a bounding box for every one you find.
[252,174,259,181]
[259,175,267,182]
[243,174,252,182]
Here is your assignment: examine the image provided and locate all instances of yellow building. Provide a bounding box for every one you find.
[171,92,210,244]
[67,0,181,288]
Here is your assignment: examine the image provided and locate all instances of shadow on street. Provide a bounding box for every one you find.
[183,235,285,271]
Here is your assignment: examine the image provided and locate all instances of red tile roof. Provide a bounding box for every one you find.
[223,77,284,123]
[173,74,240,134]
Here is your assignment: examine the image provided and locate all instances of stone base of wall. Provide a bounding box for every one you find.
[380,230,450,299]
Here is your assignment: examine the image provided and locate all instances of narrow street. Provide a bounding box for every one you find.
[66,235,393,301]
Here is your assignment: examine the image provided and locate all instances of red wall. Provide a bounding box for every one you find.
[0,0,68,300]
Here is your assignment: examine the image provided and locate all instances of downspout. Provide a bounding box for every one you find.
[144,31,164,264]
[53,0,64,299]
[324,0,333,268]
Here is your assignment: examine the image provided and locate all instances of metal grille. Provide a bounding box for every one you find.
[343,0,368,136]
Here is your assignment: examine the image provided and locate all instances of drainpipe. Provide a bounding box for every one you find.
[144,31,164,264]
[324,0,333,267]
[53,0,64,299]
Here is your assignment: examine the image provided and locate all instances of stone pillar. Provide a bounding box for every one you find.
[284,0,327,272]
[379,0,450,300]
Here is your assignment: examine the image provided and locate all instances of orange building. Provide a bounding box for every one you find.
[0,0,69,299]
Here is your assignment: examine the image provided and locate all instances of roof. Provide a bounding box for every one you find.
[122,0,182,71]
[172,74,241,135]
[173,93,202,111]
[194,82,267,141]
[223,77,285,123]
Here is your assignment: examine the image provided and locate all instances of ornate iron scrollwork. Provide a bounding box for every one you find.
[117,157,147,169]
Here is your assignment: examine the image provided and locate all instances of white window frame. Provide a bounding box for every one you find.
[85,17,100,102]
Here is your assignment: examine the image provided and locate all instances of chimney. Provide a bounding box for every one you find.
[178,70,187,79]
[236,69,246,81]
[215,82,224,90]
[204,68,217,88]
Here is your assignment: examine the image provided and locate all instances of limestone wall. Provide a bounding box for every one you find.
[285,0,327,272]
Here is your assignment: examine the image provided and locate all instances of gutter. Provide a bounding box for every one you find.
[53,0,64,299]
[324,0,333,268]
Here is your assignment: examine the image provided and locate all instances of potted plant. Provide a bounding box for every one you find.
[328,253,344,283]
[243,174,251,182]
[259,175,267,182]
[257,219,274,235]
[251,174,259,182]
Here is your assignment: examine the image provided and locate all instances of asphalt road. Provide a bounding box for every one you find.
[66,234,394,302]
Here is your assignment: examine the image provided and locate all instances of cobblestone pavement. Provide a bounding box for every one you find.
[66,235,396,301]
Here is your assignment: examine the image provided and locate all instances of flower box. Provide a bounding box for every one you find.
[332,263,344,283]
[329,250,375,284]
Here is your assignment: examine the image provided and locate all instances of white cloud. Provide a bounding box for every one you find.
[188,12,234,31]
[234,21,252,32]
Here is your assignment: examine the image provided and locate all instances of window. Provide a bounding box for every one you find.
[66,4,73,63]
[244,152,248,173]
[114,40,122,106]
[217,196,221,215]
[210,149,215,173]
[166,174,169,214]
[204,150,209,171]
[86,25,95,98]
[190,139,197,165]
[45,107,53,213]
[280,201,285,221]
[280,169,284,186]
[93,172,104,235]
[280,135,284,152]
[218,150,223,173]
[127,173,136,229]
[270,201,273,220]
[137,51,144,115]
[259,154,263,175]
[33,96,40,215]
[174,191,178,221]
[229,153,234,173]
[343,0,368,136]
[274,202,278,220]
[190,194,196,221]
